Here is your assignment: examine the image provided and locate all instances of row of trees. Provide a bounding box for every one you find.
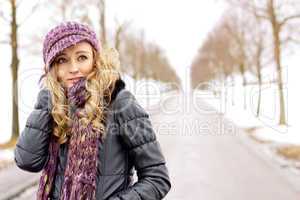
[191,0,300,125]
[0,0,180,146]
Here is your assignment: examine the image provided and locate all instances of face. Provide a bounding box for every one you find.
[52,41,95,88]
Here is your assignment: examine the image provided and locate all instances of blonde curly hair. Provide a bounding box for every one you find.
[40,46,121,144]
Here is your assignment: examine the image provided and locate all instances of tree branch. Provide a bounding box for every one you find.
[227,0,269,20]
[279,14,300,27]
[282,35,300,45]
[18,0,41,26]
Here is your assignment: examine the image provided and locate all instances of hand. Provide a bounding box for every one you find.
[34,88,53,113]
[66,77,87,108]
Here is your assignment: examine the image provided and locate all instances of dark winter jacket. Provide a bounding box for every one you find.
[14,78,171,200]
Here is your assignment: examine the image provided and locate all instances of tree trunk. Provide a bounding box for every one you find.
[256,60,262,117]
[11,0,19,141]
[99,0,106,45]
[269,0,286,124]
[255,37,263,117]
[239,63,247,109]
[273,29,286,124]
[231,75,235,106]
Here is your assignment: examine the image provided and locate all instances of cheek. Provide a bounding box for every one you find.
[79,60,94,75]
[57,68,67,81]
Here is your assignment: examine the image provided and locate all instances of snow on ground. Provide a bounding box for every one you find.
[0,149,14,161]
[0,149,14,171]
[254,126,300,145]
[121,73,172,108]
[197,51,299,145]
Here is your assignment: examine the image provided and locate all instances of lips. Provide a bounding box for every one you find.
[67,77,84,84]
[68,77,83,81]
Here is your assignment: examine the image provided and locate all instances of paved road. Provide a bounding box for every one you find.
[153,92,300,200]
[0,164,40,200]
[2,91,300,200]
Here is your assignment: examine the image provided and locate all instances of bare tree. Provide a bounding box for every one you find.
[227,0,300,124]
[222,12,249,109]
[98,0,107,45]
[10,0,19,143]
[0,0,41,147]
[191,17,237,107]
[119,31,180,87]
[114,19,131,52]
[247,16,266,117]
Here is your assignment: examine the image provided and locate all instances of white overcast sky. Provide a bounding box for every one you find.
[106,0,226,90]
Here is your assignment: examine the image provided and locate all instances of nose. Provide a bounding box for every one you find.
[69,60,79,74]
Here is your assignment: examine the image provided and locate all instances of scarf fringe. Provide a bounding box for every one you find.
[37,135,60,199]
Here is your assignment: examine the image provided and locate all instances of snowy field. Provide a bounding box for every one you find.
[196,52,299,145]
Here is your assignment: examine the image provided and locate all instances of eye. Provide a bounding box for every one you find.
[56,57,67,64]
[78,55,88,61]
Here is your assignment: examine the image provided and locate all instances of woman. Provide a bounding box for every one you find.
[14,21,171,200]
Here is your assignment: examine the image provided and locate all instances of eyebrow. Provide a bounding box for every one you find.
[57,50,91,57]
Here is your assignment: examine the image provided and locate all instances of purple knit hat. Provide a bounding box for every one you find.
[43,21,100,71]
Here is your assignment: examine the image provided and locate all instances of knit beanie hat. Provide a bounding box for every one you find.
[43,21,100,71]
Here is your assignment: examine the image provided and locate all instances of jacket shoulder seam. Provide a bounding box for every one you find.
[25,124,49,133]
[128,138,157,151]
[121,115,149,125]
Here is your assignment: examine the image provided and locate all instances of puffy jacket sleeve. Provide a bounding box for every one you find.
[14,89,53,172]
[109,92,171,200]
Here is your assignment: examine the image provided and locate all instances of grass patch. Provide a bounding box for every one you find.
[244,127,272,144]
[248,133,272,144]
[277,145,300,161]
[244,127,260,134]
[0,159,14,171]
[0,137,17,150]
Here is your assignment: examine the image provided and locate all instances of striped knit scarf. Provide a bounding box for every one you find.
[37,77,103,200]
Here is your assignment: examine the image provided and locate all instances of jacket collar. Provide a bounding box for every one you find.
[110,77,126,103]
